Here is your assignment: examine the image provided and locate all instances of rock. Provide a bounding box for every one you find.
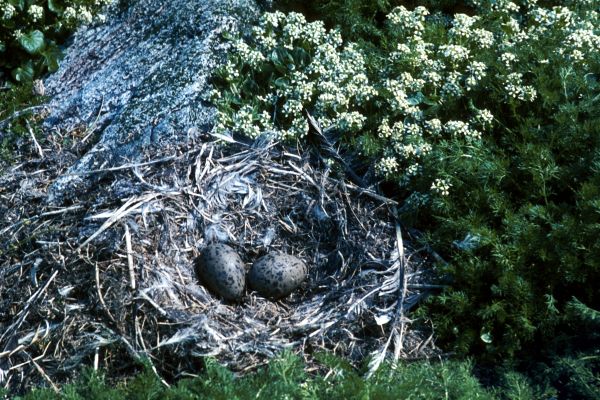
[195,244,245,301]
[43,0,259,205]
[248,252,307,299]
[32,79,45,97]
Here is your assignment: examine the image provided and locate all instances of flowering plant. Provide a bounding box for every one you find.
[0,0,112,82]
[213,0,600,364]
[211,11,376,141]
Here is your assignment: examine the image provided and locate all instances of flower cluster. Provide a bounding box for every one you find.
[213,1,599,200]
[1,0,114,81]
[431,178,452,196]
[28,5,44,22]
[1,3,15,20]
[213,12,376,140]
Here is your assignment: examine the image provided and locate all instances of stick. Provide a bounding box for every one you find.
[95,261,116,323]
[392,213,408,363]
[63,156,177,176]
[0,105,49,130]
[0,269,59,344]
[26,120,44,158]
[30,356,59,393]
[124,224,136,290]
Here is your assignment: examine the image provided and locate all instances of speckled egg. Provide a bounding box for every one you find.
[195,244,245,301]
[248,252,307,299]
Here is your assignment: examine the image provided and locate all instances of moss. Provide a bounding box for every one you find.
[0,82,47,166]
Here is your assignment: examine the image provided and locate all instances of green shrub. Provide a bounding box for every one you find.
[0,80,47,163]
[211,0,600,366]
[0,0,112,82]
[13,354,505,399]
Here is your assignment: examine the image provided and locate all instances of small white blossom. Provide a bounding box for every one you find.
[28,5,44,22]
[78,6,93,24]
[471,109,494,129]
[337,111,366,132]
[376,156,399,177]
[439,44,470,64]
[449,14,479,39]
[500,52,517,68]
[2,3,15,20]
[235,40,266,67]
[388,6,429,38]
[472,29,495,49]
[425,119,443,136]
[63,7,77,22]
[431,178,452,196]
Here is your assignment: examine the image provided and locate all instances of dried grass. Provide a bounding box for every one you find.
[0,124,440,392]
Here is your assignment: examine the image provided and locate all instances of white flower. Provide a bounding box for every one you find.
[377,119,393,139]
[492,0,520,14]
[439,44,470,64]
[471,29,495,49]
[471,109,494,129]
[234,40,266,67]
[405,123,422,137]
[28,5,44,22]
[63,7,77,22]
[504,17,521,35]
[287,117,309,138]
[262,11,284,28]
[337,111,366,132]
[441,75,463,99]
[2,3,15,20]
[231,105,261,138]
[431,178,452,196]
[449,14,478,39]
[423,70,442,87]
[78,6,93,24]
[376,156,399,177]
[504,72,537,102]
[282,99,304,118]
[469,61,487,76]
[500,52,517,68]
[224,60,239,80]
[425,119,443,136]
[388,6,429,38]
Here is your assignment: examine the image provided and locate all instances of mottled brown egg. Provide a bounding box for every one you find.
[248,252,307,299]
[195,244,245,301]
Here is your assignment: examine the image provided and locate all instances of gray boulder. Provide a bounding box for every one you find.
[44,0,258,204]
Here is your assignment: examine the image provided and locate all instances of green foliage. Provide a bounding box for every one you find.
[0,81,46,163]
[536,354,600,400]
[12,353,525,399]
[0,0,112,82]
[213,0,600,371]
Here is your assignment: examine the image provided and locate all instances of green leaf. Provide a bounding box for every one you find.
[407,92,425,106]
[273,77,289,89]
[41,45,62,72]
[19,30,45,55]
[48,0,65,14]
[8,0,25,11]
[480,332,493,344]
[221,31,234,41]
[11,63,34,82]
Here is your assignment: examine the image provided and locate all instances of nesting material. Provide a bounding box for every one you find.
[248,252,307,299]
[0,131,440,392]
[195,243,246,301]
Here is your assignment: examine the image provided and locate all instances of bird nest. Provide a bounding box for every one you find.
[0,125,439,392]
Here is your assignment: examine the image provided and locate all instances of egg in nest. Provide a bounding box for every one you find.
[195,243,245,301]
[248,252,307,299]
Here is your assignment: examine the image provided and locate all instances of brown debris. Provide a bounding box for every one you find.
[0,126,440,393]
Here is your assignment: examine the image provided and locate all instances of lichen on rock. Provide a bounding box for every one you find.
[44,0,259,204]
